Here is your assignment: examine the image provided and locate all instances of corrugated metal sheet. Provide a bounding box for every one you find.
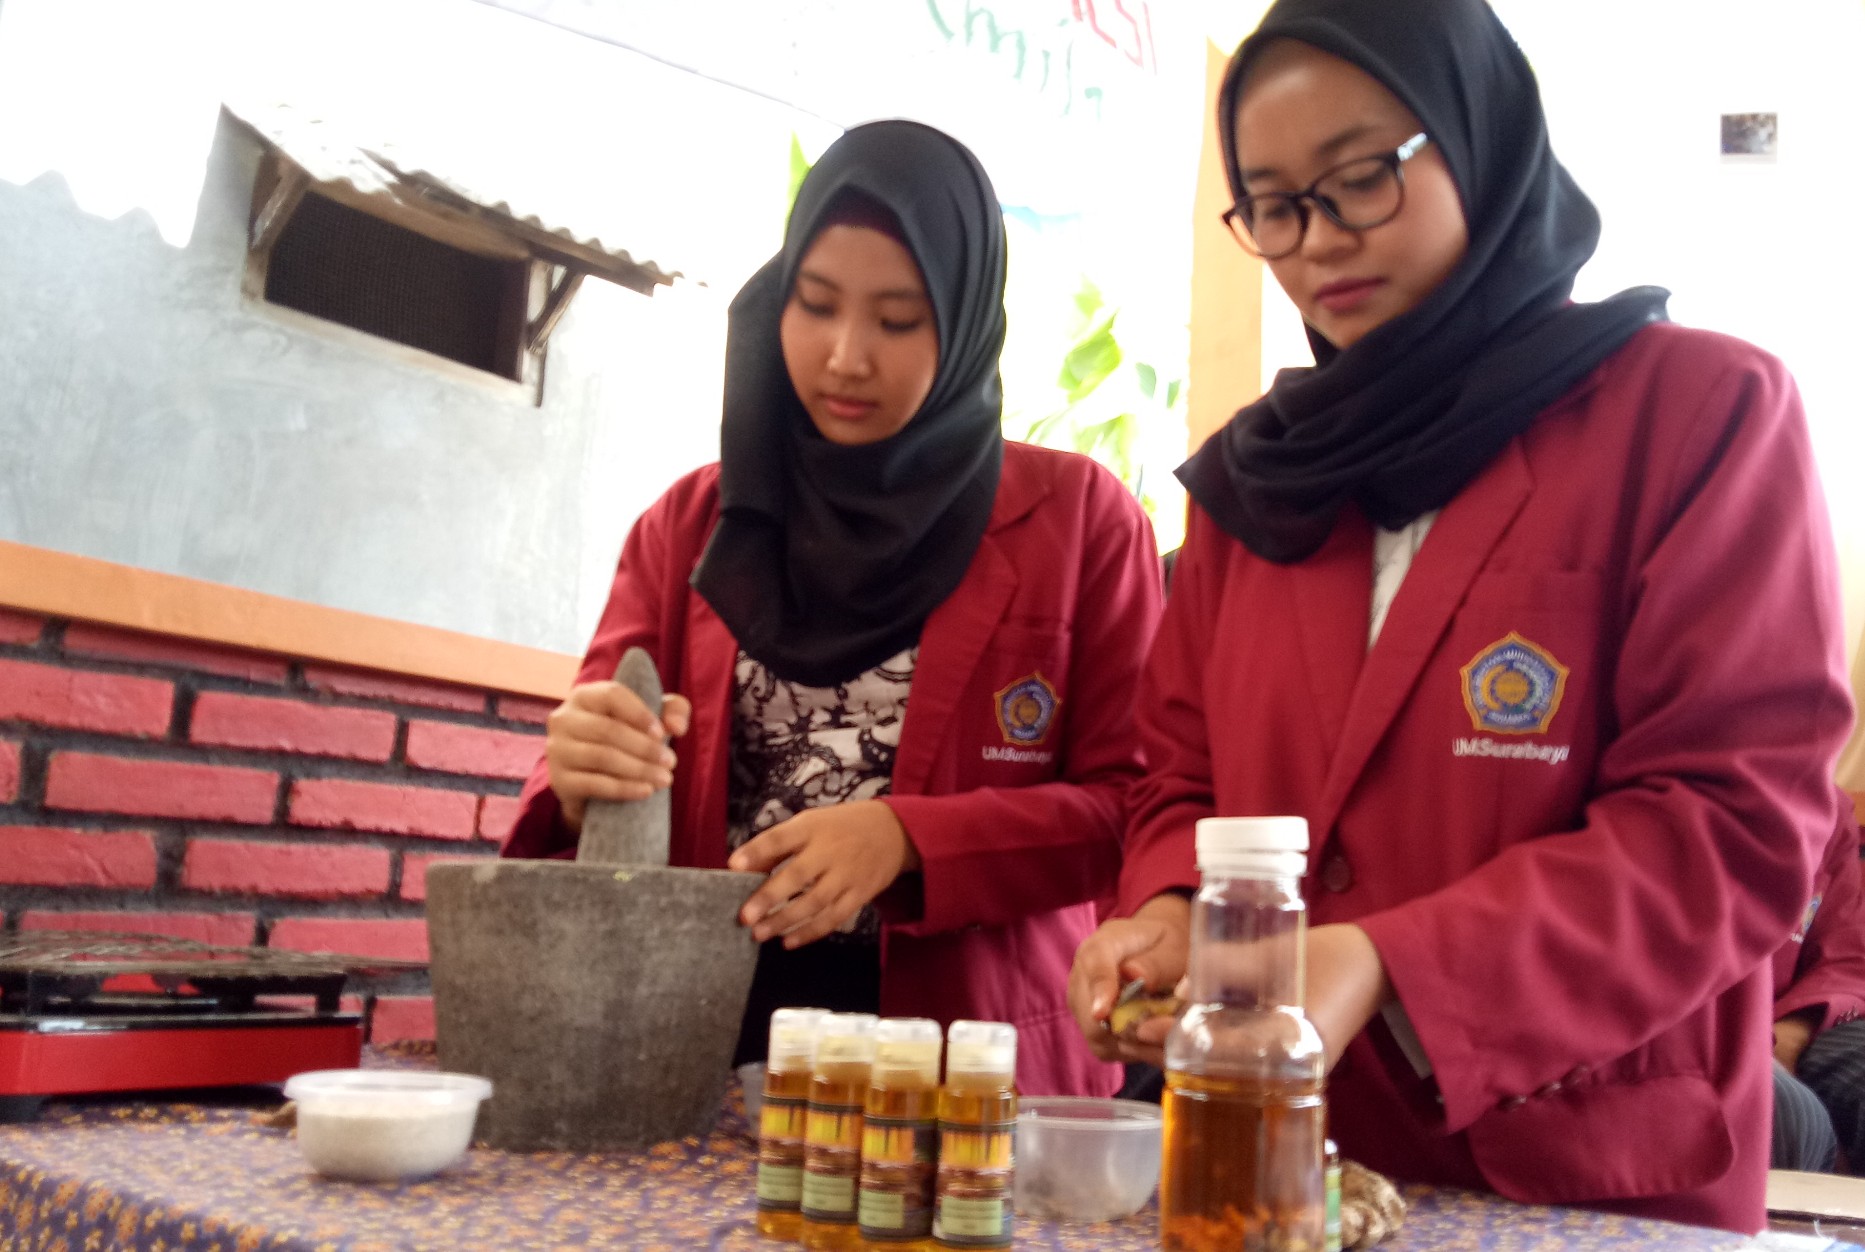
[224,99,679,287]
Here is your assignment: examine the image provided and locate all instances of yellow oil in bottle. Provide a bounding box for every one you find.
[1160,1069,1326,1252]
[756,1008,830,1242]
[858,1019,941,1252]
[932,1021,1017,1251]
[802,1014,879,1252]
[757,1063,819,1241]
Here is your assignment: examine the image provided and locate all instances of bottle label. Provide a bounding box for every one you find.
[858,1189,907,1232]
[934,1118,1014,1247]
[761,1093,809,1142]
[758,1163,804,1206]
[802,1170,857,1218]
[756,1094,810,1213]
[802,1099,864,1222]
[1325,1158,1342,1252]
[858,1114,937,1239]
[933,1194,1009,1244]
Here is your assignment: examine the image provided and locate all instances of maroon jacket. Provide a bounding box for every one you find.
[1117,324,1853,1232]
[1773,800,1865,1035]
[505,441,1162,1097]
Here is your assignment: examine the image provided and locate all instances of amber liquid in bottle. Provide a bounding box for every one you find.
[1163,819,1326,1252]
[932,1071,1017,1250]
[1160,1070,1326,1252]
[858,1067,940,1251]
[802,1060,872,1252]
[758,1064,818,1241]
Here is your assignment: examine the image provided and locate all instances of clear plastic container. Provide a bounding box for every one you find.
[284,1069,492,1181]
[1013,1097,1163,1223]
[739,1060,770,1123]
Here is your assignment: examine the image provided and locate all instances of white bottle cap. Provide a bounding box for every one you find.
[813,1012,880,1067]
[767,1008,829,1070]
[945,1020,1017,1075]
[873,1018,943,1079]
[1195,816,1310,879]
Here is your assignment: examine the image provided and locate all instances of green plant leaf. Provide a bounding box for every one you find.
[1024,408,1074,446]
[1073,279,1104,321]
[787,134,812,212]
[1059,314,1122,403]
[1165,379,1181,409]
[1071,413,1140,485]
[1136,362,1157,400]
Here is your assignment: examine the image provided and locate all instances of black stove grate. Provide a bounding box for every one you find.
[0,931,427,1015]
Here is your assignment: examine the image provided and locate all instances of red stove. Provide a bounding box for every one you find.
[0,930,426,1120]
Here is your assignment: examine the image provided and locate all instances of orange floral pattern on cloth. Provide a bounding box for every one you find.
[0,1049,1765,1250]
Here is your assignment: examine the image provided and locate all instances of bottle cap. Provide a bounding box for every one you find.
[1195,815,1309,878]
[813,1012,879,1066]
[945,1020,1017,1075]
[873,1018,942,1077]
[767,1007,829,1069]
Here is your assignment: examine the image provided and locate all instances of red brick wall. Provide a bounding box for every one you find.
[0,612,553,1043]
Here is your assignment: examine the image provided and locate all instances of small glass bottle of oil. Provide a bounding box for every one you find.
[757,1007,830,1242]
[857,1018,943,1251]
[1160,816,1326,1252]
[802,1012,880,1251]
[932,1020,1017,1250]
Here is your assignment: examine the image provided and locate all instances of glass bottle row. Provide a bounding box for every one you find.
[755,1012,1017,1252]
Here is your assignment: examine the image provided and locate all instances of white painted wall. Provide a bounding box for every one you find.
[0,0,1208,650]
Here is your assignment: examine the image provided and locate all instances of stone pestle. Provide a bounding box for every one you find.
[574,646,671,869]
[425,648,763,1151]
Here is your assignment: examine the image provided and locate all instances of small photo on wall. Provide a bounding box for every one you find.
[1721,112,1778,160]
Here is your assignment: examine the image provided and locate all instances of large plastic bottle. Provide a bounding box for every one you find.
[1160,816,1327,1252]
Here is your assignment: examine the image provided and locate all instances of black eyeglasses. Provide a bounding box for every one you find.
[1222,133,1430,260]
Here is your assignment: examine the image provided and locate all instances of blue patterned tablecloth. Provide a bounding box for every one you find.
[0,1051,1836,1251]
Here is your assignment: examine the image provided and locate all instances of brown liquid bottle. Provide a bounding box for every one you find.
[1160,817,1326,1252]
[802,1013,879,1252]
[857,1018,942,1251]
[932,1021,1017,1250]
[757,1008,830,1242]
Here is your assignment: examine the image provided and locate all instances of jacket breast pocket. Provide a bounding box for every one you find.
[964,619,1072,787]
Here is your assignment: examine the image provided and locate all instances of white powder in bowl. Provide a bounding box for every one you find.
[297,1100,477,1181]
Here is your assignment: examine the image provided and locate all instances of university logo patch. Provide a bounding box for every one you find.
[995,673,1059,746]
[1459,632,1569,735]
[1795,893,1823,944]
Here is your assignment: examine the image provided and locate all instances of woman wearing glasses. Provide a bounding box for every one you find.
[1069,0,1852,1230]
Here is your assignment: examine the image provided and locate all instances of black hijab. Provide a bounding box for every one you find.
[1178,0,1670,563]
[689,120,1008,687]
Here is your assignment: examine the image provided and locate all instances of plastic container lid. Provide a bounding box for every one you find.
[946,1020,1017,1075]
[768,1007,830,1069]
[1195,815,1309,879]
[813,1012,880,1066]
[873,1017,942,1079]
[284,1069,492,1108]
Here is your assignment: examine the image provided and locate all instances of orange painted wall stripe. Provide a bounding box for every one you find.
[1187,38,1264,454]
[0,540,577,701]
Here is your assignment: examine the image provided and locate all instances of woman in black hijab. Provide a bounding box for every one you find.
[505,121,1164,1101]
[1070,0,1851,1232]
